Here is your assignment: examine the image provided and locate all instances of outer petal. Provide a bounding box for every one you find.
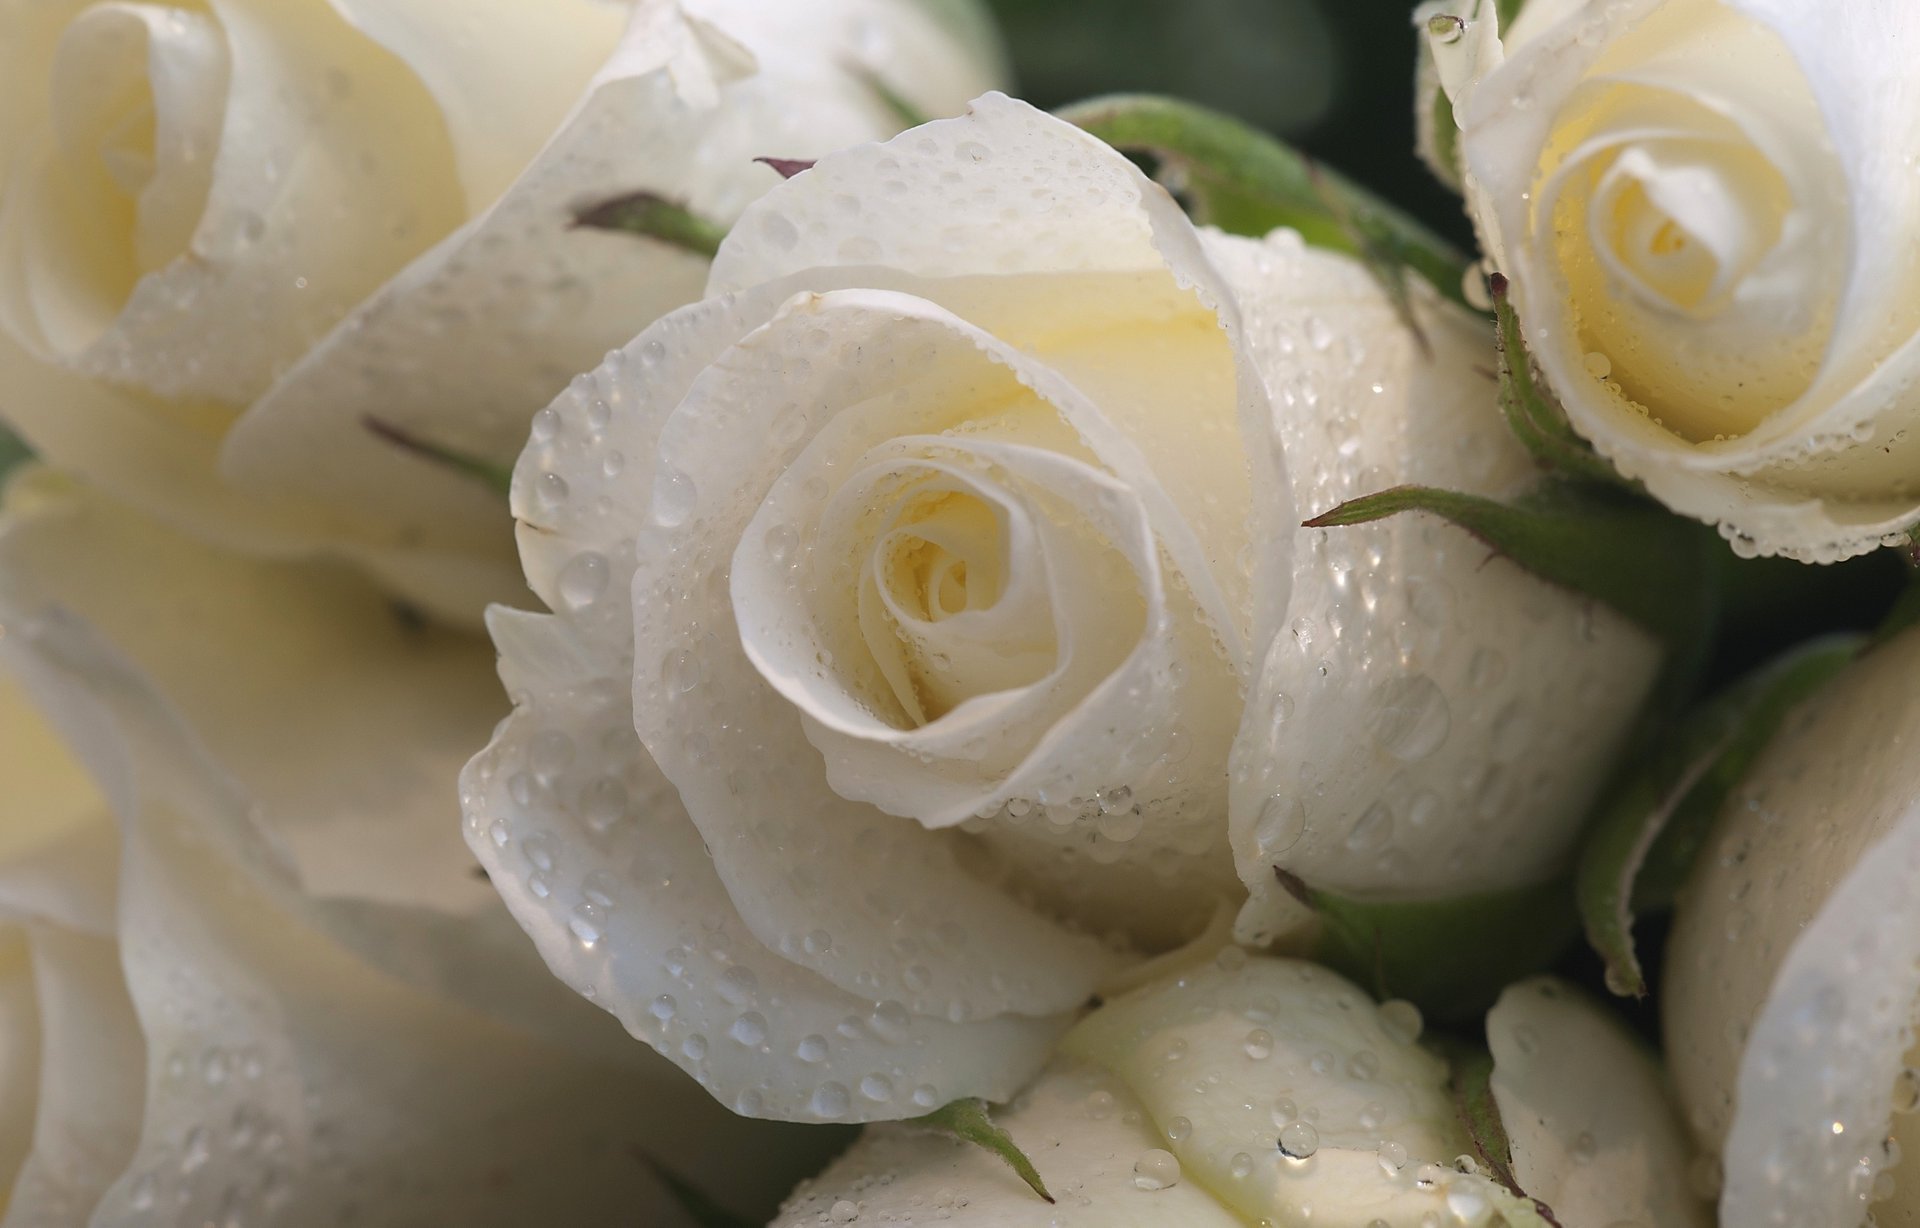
[0,470,504,916]
[771,1058,1250,1227]
[1488,977,1710,1228]
[1206,229,1658,940]
[1664,626,1920,1228]
[326,0,623,212]
[221,0,1006,556]
[0,596,836,1225]
[0,0,467,405]
[463,606,1074,1124]
[1063,954,1498,1228]
[1,926,145,1228]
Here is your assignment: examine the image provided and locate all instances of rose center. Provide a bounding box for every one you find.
[858,483,1055,727]
[27,5,228,353]
[877,490,1003,624]
[1587,140,1788,319]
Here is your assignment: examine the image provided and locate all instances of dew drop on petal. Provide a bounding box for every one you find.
[1134,1149,1182,1190]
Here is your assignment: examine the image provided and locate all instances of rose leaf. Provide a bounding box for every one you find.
[1057,93,1473,315]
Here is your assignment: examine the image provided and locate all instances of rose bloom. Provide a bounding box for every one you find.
[777,955,1707,1228]
[1664,625,1920,1228]
[1426,0,1920,561]
[0,0,1001,620]
[462,94,1660,1123]
[0,471,834,1225]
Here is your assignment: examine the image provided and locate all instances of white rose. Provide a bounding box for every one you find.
[1426,0,1920,562]
[0,472,836,1224]
[1663,624,1920,1228]
[0,0,1002,621]
[461,93,1660,1124]
[774,955,1706,1227]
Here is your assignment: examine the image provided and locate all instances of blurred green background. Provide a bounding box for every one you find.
[981,0,1472,247]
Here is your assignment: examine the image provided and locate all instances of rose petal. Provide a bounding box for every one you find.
[771,1057,1247,1227]
[0,932,39,1194]
[711,92,1279,657]
[633,290,1127,1019]
[326,0,622,211]
[1664,626,1920,1228]
[0,598,837,1223]
[0,472,505,916]
[220,0,1005,556]
[464,605,1075,1122]
[0,0,467,404]
[1204,230,1658,941]
[1063,954,1503,1227]
[2,925,145,1226]
[1488,977,1709,1228]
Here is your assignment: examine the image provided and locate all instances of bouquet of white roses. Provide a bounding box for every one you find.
[0,1,1913,1225]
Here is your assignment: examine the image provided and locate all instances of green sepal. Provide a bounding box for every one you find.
[1491,275,1633,489]
[1278,869,1577,1023]
[363,417,511,498]
[1302,480,1720,654]
[1431,1038,1565,1227]
[0,421,33,487]
[912,1097,1054,1203]
[634,1154,754,1228]
[571,191,728,259]
[1575,634,1861,997]
[1057,93,1474,319]
[847,63,932,129]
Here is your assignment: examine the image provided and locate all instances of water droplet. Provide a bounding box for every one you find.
[811,1082,852,1119]
[557,551,609,610]
[534,472,570,509]
[859,1074,894,1102]
[1230,1152,1256,1179]
[729,1012,768,1046]
[1167,1115,1192,1142]
[760,214,800,251]
[654,469,698,527]
[1279,1121,1320,1160]
[1134,1149,1182,1190]
[1244,1028,1274,1060]
[829,1198,860,1223]
[1346,802,1394,853]
[1255,795,1307,855]
[1379,999,1424,1044]
[796,1035,829,1062]
[663,650,701,693]
[1365,674,1451,761]
[1378,1140,1409,1175]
